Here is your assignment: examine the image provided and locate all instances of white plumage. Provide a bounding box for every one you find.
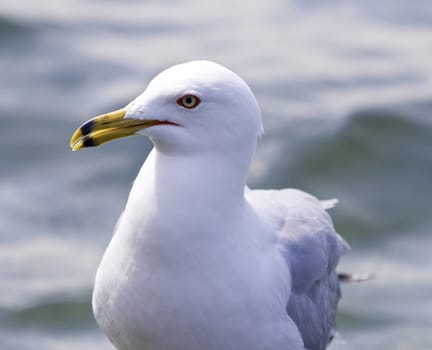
[247,188,349,350]
[86,61,349,350]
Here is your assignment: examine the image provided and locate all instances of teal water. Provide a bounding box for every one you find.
[1,1,431,349]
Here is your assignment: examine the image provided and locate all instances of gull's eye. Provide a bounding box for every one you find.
[177,94,201,109]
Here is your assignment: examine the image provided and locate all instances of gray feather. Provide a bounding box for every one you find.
[247,188,349,350]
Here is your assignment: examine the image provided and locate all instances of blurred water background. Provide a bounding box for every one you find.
[1,0,431,349]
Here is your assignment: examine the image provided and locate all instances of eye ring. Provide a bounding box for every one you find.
[177,94,201,109]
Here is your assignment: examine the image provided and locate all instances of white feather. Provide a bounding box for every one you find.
[91,61,349,350]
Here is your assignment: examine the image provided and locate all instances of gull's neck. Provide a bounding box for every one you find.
[121,145,256,250]
[152,149,250,210]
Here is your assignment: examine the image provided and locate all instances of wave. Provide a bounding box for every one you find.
[0,15,33,37]
[0,294,97,332]
[266,107,432,242]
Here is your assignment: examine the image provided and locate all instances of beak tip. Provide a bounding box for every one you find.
[70,130,83,148]
[69,107,129,151]
[70,138,84,151]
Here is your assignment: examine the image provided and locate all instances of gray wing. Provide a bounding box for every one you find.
[246,188,349,350]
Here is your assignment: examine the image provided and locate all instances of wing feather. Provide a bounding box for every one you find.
[246,188,349,350]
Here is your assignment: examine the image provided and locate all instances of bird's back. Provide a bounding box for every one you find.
[246,188,349,350]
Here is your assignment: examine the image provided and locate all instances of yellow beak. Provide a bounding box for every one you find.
[70,108,170,151]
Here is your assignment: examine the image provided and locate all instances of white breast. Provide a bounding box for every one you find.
[92,201,303,350]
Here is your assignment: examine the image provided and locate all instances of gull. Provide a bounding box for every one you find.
[70,61,349,350]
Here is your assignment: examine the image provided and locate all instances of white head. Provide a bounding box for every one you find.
[127,61,263,156]
[71,61,263,161]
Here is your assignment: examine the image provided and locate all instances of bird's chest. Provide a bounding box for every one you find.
[93,218,290,350]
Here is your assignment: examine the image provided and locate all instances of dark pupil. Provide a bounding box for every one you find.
[185,96,193,105]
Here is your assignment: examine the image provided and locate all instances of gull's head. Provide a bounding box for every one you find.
[70,61,263,156]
